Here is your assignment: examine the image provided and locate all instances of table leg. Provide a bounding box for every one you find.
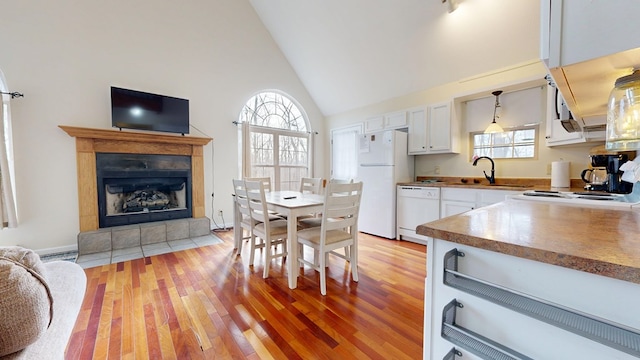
[287,209,298,289]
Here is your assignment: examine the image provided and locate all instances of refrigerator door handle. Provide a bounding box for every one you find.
[360,163,393,167]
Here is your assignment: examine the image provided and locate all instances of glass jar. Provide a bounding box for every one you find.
[606,70,640,150]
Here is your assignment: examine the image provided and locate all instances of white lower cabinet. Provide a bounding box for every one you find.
[425,239,640,360]
[440,188,521,218]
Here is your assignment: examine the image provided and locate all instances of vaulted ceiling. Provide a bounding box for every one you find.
[249,0,541,116]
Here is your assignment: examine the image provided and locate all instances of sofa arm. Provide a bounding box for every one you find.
[2,261,87,360]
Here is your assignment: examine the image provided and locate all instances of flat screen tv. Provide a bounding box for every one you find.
[111,86,189,135]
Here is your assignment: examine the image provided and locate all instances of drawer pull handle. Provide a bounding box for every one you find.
[443,248,640,358]
[443,347,463,360]
[442,299,533,360]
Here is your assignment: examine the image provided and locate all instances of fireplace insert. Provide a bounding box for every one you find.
[96,153,192,228]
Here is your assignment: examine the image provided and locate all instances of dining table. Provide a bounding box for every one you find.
[233,190,324,289]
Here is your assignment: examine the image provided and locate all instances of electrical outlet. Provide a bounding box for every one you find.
[434,165,441,174]
[218,210,223,217]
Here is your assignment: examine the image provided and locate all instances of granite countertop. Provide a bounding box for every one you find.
[417,199,640,285]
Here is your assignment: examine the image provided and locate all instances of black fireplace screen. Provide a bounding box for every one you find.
[96,153,192,228]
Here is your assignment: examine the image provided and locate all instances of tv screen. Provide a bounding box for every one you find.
[111,86,189,135]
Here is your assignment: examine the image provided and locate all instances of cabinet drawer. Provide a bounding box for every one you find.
[477,189,519,204]
[428,239,640,360]
[441,188,476,202]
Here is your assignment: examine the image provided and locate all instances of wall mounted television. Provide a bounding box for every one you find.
[111,86,189,135]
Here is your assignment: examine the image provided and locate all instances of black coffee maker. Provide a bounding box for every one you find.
[606,154,633,194]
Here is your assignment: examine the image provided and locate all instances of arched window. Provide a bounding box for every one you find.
[238,91,312,191]
[0,69,18,228]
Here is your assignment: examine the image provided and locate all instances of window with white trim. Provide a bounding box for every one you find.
[238,91,311,191]
[471,125,537,159]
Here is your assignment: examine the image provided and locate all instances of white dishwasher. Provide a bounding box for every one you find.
[396,185,440,245]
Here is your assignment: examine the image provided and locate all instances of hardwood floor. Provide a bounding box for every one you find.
[66,230,426,359]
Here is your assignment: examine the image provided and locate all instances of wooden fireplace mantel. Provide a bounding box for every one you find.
[60,125,213,231]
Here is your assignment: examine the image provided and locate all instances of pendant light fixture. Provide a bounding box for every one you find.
[485,90,504,134]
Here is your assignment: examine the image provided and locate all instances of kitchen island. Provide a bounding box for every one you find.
[417,199,640,359]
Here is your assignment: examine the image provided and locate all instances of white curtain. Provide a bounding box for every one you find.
[0,100,18,228]
[331,125,361,181]
[240,121,251,178]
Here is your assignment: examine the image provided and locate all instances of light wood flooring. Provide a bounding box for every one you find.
[65,230,426,359]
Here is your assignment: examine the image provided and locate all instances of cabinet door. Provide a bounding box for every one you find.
[428,102,452,152]
[385,111,408,129]
[364,116,384,133]
[407,107,428,154]
[542,0,640,68]
[440,200,475,218]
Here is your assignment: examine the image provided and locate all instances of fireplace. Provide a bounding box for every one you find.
[60,125,211,232]
[96,153,192,228]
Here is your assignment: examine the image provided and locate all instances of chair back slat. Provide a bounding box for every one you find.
[245,177,272,192]
[233,179,251,218]
[300,177,323,194]
[244,180,270,225]
[320,181,363,234]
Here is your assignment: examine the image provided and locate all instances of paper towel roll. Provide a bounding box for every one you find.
[551,161,570,188]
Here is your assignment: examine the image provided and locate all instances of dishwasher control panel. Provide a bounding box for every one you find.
[398,186,440,199]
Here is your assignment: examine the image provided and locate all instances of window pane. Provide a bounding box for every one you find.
[493,132,512,145]
[279,135,308,166]
[472,126,537,159]
[280,166,308,191]
[250,132,274,166]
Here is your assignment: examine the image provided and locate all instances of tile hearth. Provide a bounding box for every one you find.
[75,234,222,269]
[75,217,220,269]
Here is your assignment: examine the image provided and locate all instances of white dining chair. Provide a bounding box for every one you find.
[232,179,255,254]
[298,178,351,229]
[245,177,273,192]
[244,180,289,278]
[295,181,363,295]
[300,177,323,194]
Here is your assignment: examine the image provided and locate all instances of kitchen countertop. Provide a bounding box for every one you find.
[417,199,640,285]
[400,176,586,192]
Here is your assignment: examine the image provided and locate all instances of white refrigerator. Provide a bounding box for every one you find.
[357,130,414,239]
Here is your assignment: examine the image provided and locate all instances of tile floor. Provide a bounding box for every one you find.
[75,233,223,269]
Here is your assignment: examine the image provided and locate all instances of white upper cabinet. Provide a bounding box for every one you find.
[407,107,427,154]
[364,111,408,133]
[428,102,457,153]
[364,115,385,133]
[541,0,640,68]
[385,111,408,129]
[541,0,640,126]
[407,102,458,155]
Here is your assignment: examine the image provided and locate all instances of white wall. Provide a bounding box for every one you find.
[0,0,325,252]
[325,60,600,181]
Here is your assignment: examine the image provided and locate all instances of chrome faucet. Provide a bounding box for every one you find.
[472,156,495,184]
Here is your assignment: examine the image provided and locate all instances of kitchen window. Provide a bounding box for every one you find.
[237,90,312,191]
[471,125,537,159]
